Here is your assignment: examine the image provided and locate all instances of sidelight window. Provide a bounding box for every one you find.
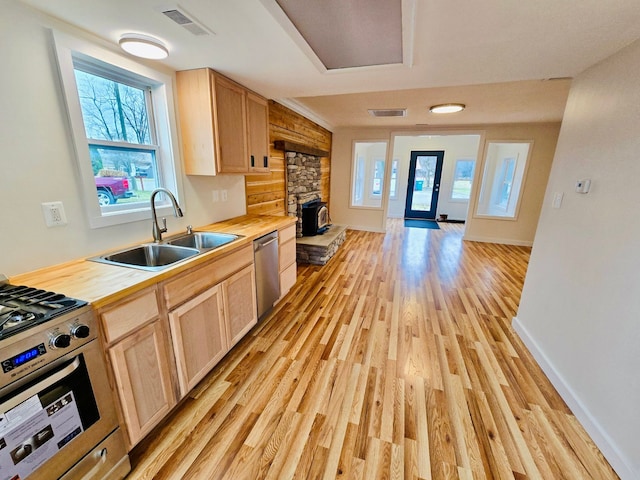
[451,159,475,201]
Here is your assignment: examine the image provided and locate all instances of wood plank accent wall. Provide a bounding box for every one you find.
[245,101,332,216]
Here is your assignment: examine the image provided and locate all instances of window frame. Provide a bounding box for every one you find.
[370,158,385,197]
[474,140,533,220]
[52,30,184,228]
[389,159,399,200]
[349,140,389,210]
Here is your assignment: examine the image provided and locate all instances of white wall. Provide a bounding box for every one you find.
[388,135,480,220]
[514,38,640,479]
[0,3,246,277]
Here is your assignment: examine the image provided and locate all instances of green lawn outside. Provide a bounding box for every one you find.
[452,180,471,199]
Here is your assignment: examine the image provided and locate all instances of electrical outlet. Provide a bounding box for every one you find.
[221,190,228,202]
[41,201,67,227]
[212,190,219,202]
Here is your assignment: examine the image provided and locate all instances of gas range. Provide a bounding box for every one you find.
[0,274,87,341]
[0,276,130,479]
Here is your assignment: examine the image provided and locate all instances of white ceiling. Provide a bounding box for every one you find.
[20,0,640,129]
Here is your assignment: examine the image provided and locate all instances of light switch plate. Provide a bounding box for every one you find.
[552,192,563,209]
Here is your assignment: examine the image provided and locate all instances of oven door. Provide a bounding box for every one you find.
[0,340,119,480]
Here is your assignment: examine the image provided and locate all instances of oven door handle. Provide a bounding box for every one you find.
[79,447,108,480]
[0,357,81,413]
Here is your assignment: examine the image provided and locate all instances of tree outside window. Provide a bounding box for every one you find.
[74,67,160,207]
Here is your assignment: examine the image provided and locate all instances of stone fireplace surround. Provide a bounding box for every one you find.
[286,151,323,237]
[276,141,347,265]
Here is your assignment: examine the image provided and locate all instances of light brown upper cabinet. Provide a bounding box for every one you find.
[176,68,270,175]
[246,92,270,173]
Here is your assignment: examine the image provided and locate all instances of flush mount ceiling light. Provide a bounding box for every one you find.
[429,103,465,114]
[119,33,169,60]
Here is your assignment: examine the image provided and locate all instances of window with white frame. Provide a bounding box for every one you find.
[353,155,365,204]
[351,141,388,208]
[451,159,475,201]
[372,159,384,196]
[476,141,531,218]
[389,159,399,199]
[53,31,182,228]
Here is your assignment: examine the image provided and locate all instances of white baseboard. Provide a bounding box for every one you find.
[346,224,386,233]
[463,234,533,247]
[512,316,637,480]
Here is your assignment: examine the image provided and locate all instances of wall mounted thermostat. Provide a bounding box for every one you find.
[575,179,591,194]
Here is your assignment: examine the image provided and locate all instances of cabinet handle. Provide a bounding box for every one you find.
[251,155,255,167]
[263,156,268,168]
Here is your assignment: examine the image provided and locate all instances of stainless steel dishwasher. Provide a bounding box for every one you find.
[254,231,280,318]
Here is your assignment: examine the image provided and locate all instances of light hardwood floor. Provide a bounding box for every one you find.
[128,220,618,479]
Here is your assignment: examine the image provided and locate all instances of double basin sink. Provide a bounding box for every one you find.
[90,232,240,271]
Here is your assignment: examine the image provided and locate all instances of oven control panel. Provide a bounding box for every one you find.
[0,306,96,389]
[1,343,47,373]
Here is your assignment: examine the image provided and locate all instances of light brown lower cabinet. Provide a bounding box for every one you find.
[108,320,176,448]
[100,245,259,450]
[169,264,257,398]
[168,284,228,397]
[278,224,297,299]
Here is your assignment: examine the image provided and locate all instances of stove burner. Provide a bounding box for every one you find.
[4,311,39,326]
[0,275,86,340]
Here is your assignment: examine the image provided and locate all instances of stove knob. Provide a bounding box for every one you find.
[50,333,71,349]
[70,324,90,339]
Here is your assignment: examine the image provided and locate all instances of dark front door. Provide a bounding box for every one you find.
[404,150,444,219]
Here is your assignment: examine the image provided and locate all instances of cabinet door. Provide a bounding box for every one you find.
[223,264,258,347]
[168,285,228,397]
[109,320,176,448]
[247,92,270,173]
[176,68,217,175]
[213,73,248,173]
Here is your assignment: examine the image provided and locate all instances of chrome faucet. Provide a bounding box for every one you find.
[150,188,183,242]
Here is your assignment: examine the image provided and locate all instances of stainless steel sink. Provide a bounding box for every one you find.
[90,244,200,271]
[167,232,239,250]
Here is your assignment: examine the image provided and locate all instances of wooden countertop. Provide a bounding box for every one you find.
[10,214,296,309]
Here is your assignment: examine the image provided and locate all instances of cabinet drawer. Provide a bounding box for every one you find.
[163,244,253,310]
[279,238,296,272]
[280,261,297,297]
[279,224,296,244]
[100,288,160,344]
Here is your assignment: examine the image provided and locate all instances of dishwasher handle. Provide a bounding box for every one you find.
[255,237,277,249]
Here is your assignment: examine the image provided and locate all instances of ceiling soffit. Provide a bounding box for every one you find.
[263,0,415,72]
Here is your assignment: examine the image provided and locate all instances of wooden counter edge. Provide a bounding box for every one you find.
[10,214,297,309]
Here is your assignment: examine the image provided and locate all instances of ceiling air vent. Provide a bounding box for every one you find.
[162,7,215,36]
[368,108,407,117]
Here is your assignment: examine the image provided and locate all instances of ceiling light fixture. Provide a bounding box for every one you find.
[429,103,465,114]
[119,33,169,60]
